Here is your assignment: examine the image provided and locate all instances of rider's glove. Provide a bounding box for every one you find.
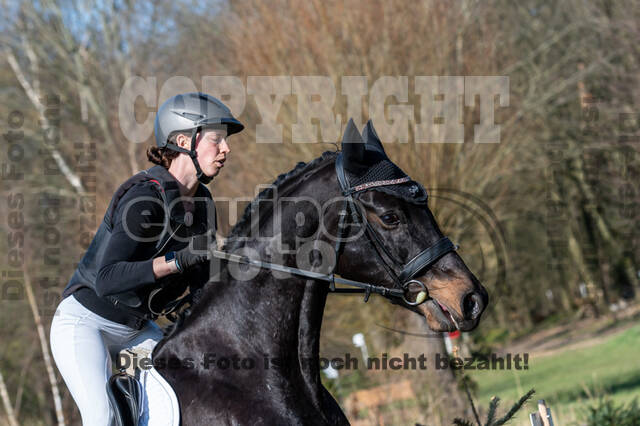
[174,234,211,273]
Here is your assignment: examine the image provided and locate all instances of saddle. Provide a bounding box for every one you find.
[106,369,144,426]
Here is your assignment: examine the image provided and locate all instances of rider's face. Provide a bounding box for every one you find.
[193,127,230,178]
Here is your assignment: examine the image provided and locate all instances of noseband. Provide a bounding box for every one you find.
[207,154,457,307]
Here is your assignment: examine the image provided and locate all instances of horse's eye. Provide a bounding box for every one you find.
[380,212,400,226]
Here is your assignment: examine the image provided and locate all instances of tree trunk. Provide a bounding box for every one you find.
[0,369,19,426]
[22,269,66,426]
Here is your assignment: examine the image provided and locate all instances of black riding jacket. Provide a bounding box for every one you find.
[63,165,215,329]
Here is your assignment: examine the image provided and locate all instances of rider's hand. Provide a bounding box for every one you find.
[175,234,211,273]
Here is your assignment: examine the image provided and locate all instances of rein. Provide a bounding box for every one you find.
[209,249,405,301]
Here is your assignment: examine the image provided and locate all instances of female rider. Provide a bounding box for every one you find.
[49,92,244,425]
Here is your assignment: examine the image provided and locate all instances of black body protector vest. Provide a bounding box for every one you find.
[62,166,215,317]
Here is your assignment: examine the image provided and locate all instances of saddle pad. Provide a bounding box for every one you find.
[138,365,180,426]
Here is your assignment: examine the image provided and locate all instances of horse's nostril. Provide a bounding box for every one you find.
[462,292,484,320]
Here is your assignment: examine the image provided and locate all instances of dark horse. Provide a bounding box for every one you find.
[151,120,488,425]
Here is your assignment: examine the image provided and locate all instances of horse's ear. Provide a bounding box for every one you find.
[341,118,367,173]
[361,120,386,156]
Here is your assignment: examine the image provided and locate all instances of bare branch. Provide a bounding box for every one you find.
[4,46,86,194]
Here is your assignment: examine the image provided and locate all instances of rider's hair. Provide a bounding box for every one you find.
[146,132,188,168]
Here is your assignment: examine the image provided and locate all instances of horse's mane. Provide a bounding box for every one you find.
[224,150,338,245]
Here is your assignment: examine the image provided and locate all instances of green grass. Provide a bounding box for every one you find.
[468,323,640,424]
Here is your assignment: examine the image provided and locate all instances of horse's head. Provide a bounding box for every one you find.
[334,119,488,332]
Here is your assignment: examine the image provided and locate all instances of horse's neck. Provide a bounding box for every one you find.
[162,162,338,407]
[222,173,335,394]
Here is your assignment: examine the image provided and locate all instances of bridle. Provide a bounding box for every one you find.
[331,154,457,305]
[203,153,458,308]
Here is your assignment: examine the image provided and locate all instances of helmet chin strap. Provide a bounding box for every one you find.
[166,126,214,185]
